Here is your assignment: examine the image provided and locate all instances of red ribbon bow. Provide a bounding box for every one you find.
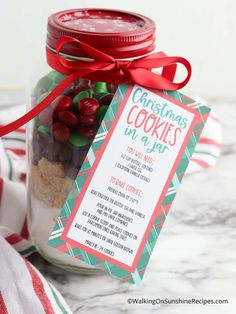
[0,36,191,137]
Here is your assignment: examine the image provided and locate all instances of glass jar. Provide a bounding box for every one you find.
[27,8,156,273]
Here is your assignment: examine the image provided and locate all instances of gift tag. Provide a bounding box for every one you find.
[48,84,210,284]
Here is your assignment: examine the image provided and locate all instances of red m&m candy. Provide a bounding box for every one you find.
[38,107,53,126]
[51,95,72,111]
[51,122,70,142]
[78,126,98,138]
[77,98,99,116]
[78,114,97,125]
[107,83,117,94]
[58,111,78,128]
[98,93,114,106]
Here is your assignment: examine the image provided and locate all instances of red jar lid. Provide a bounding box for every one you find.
[47,8,156,59]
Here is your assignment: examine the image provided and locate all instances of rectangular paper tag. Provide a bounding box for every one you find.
[48,84,210,283]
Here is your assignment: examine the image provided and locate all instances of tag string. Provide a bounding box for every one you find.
[0,36,191,137]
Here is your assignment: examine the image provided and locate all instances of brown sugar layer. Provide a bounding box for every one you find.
[32,158,73,207]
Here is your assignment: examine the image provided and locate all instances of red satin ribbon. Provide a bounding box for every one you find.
[0,36,191,137]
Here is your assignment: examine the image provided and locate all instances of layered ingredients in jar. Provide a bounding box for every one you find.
[28,71,117,270]
[31,71,117,208]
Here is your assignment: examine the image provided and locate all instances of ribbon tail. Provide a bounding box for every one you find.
[127,67,191,91]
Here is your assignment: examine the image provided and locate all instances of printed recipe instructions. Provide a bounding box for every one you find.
[62,85,196,271]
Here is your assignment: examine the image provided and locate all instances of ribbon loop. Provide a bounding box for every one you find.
[0,36,191,137]
[48,36,191,90]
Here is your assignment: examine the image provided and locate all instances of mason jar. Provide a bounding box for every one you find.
[27,8,156,273]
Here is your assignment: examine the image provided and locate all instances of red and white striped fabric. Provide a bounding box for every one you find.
[0,105,72,314]
[0,102,222,313]
[0,235,72,314]
[187,97,222,172]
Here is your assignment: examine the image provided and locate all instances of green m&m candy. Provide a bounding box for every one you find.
[34,116,41,127]
[46,70,57,81]
[36,91,51,105]
[38,125,50,134]
[97,105,109,124]
[69,133,89,147]
[53,71,66,84]
[93,82,108,96]
[72,90,91,108]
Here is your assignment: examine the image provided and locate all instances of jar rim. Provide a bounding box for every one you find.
[47,8,156,59]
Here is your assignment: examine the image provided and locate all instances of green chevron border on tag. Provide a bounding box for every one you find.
[48,84,210,284]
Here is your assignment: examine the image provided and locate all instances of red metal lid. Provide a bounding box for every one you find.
[47,8,156,59]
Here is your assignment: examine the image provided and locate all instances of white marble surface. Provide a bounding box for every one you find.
[1,92,235,313]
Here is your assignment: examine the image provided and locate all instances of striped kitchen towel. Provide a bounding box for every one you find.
[0,105,72,314]
[187,96,222,172]
[0,101,222,314]
[0,235,72,314]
